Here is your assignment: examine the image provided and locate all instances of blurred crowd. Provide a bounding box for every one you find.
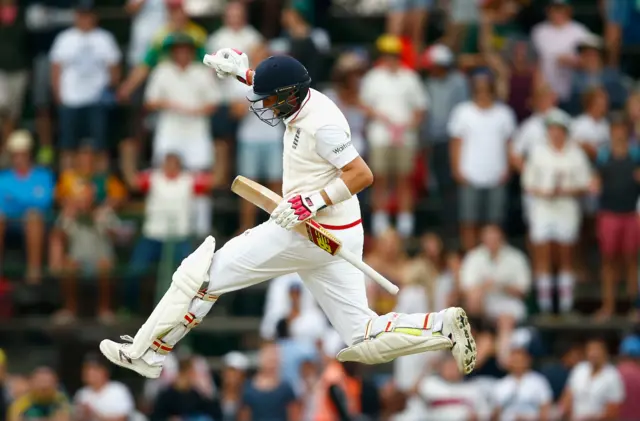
[2,0,640,419]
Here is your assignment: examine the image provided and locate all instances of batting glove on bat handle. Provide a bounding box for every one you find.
[272,192,327,230]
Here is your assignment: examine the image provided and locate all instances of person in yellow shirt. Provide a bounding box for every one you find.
[8,367,69,421]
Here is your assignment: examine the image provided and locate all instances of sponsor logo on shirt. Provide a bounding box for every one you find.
[333,141,352,155]
[293,129,301,149]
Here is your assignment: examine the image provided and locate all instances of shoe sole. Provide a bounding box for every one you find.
[99,341,162,379]
[449,308,477,374]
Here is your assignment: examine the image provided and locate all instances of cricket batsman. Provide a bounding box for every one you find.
[99,49,477,377]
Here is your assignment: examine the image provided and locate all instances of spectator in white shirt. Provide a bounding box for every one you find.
[50,0,121,170]
[571,87,611,159]
[230,44,284,233]
[418,354,490,421]
[448,71,516,251]
[561,337,625,421]
[493,346,553,421]
[531,0,590,104]
[460,225,531,364]
[145,33,219,236]
[125,0,168,67]
[511,86,559,223]
[523,109,591,315]
[361,34,428,238]
[74,355,135,421]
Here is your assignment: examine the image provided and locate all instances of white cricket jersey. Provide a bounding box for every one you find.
[493,371,552,421]
[282,88,362,226]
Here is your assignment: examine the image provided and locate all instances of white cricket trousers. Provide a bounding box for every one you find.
[190,219,376,345]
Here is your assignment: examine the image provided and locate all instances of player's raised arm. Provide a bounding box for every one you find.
[203,48,254,86]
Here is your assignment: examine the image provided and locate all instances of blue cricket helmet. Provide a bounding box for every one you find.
[247,55,312,126]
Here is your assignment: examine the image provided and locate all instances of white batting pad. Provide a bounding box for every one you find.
[127,236,216,358]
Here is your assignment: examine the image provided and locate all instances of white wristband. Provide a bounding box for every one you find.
[324,178,352,205]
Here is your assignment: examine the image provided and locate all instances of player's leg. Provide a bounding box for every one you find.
[298,224,476,374]
[100,222,307,377]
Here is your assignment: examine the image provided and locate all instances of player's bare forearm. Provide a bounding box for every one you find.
[320,156,373,205]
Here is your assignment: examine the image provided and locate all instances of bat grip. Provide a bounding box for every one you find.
[338,248,400,295]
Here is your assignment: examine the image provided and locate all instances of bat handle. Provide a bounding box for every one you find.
[338,248,400,295]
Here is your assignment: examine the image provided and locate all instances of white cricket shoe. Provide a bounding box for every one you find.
[99,335,163,379]
[442,307,477,374]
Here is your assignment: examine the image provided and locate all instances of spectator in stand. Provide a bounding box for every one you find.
[448,71,516,251]
[324,51,369,156]
[422,44,469,232]
[501,39,539,123]
[151,356,221,421]
[523,109,591,315]
[417,354,489,421]
[207,1,262,187]
[118,0,207,101]
[626,92,640,141]
[386,0,430,53]
[540,341,584,402]
[145,32,219,237]
[120,152,214,314]
[460,225,531,365]
[361,34,428,237]
[219,352,249,421]
[531,0,590,106]
[365,229,409,315]
[274,317,320,398]
[126,0,168,67]
[561,337,624,421]
[604,0,640,76]
[74,355,135,421]
[8,367,69,421]
[276,0,330,85]
[618,334,640,421]
[230,44,284,232]
[260,273,326,342]
[239,342,300,421]
[0,130,53,283]
[568,33,628,116]
[50,0,121,170]
[592,113,640,319]
[0,0,28,152]
[492,346,553,421]
[571,87,610,159]
[25,0,74,166]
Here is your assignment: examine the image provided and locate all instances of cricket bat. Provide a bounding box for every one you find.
[231,176,400,295]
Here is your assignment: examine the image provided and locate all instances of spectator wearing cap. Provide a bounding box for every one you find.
[590,113,640,319]
[220,352,249,421]
[151,356,221,421]
[422,44,469,231]
[239,342,299,421]
[50,0,121,170]
[0,130,53,283]
[0,0,28,152]
[25,0,75,166]
[568,34,628,116]
[120,152,215,314]
[531,0,590,105]
[118,0,208,101]
[492,345,553,421]
[448,71,516,251]
[460,225,531,365]
[618,335,640,421]
[560,337,624,421]
[74,355,135,421]
[125,0,168,67]
[8,367,69,421]
[229,44,284,233]
[361,34,428,237]
[522,109,591,315]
